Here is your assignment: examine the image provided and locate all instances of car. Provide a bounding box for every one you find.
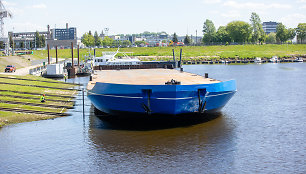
[5,65,16,72]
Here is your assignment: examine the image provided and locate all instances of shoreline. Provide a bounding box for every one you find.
[0,74,78,128]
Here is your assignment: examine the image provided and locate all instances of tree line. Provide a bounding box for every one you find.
[81,31,131,48]
[202,12,306,45]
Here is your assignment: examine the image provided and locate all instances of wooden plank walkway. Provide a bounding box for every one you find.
[88,69,219,90]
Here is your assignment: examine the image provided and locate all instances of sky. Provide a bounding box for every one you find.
[2,0,306,37]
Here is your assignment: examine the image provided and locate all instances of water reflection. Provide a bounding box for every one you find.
[86,107,236,173]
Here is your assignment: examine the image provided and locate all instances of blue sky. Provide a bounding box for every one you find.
[3,0,306,37]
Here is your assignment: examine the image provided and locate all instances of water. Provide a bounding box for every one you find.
[0,63,305,173]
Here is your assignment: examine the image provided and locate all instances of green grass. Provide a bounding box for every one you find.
[0,84,76,96]
[30,44,306,61]
[0,91,74,102]
[0,96,72,107]
[0,111,56,128]
[0,74,77,128]
[0,77,75,89]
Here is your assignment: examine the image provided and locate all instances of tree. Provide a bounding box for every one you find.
[94,31,102,47]
[184,35,191,45]
[40,35,46,48]
[226,21,252,43]
[250,12,265,43]
[287,28,296,42]
[276,23,288,43]
[9,33,13,48]
[216,26,231,44]
[202,19,216,44]
[102,36,114,47]
[81,32,95,47]
[266,33,276,44]
[122,40,131,47]
[296,23,306,43]
[35,31,41,48]
[172,33,178,43]
[135,41,146,47]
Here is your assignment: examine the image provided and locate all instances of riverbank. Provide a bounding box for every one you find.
[0,74,78,128]
[28,44,306,61]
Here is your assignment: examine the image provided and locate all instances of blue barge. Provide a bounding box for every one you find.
[87,69,236,116]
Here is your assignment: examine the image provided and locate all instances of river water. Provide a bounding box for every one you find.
[0,63,305,173]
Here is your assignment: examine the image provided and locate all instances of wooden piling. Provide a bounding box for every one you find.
[71,42,74,67]
[179,48,182,68]
[55,46,58,63]
[77,45,80,67]
[172,49,175,61]
[47,44,50,64]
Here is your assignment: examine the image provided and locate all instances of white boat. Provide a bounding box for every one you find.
[254,57,262,63]
[269,56,280,63]
[93,48,141,66]
[295,57,303,62]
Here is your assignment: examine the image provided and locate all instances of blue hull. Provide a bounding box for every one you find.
[88,80,236,116]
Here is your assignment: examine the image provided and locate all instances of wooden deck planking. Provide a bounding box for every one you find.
[87,69,220,90]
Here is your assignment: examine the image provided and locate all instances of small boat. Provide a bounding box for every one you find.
[87,69,236,116]
[254,57,262,63]
[93,48,141,66]
[76,62,92,76]
[269,56,280,63]
[295,57,303,62]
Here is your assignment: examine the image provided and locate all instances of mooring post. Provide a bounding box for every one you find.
[172,49,175,61]
[77,45,80,67]
[55,46,58,64]
[179,48,182,68]
[71,42,74,67]
[47,44,50,64]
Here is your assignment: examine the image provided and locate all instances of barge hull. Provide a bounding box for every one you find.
[88,80,236,116]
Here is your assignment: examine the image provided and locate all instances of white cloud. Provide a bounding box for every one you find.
[221,10,241,18]
[8,22,46,32]
[297,0,306,3]
[281,13,306,28]
[2,1,17,6]
[223,1,291,10]
[300,5,306,9]
[31,4,47,9]
[203,0,222,4]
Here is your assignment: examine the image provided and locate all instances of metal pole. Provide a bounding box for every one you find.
[56,46,58,63]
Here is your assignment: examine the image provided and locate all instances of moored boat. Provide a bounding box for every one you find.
[254,57,262,63]
[93,48,141,66]
[269,56,280,63]
[295,57,303,62]
[87,69,236,116]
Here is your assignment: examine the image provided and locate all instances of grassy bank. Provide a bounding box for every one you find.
[30,44,306,61]
[0,74,78,128]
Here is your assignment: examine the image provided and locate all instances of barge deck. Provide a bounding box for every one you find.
[88,69,220,90]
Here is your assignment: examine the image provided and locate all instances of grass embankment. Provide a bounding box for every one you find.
[0,74,78,128]
[30,44,306,61]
